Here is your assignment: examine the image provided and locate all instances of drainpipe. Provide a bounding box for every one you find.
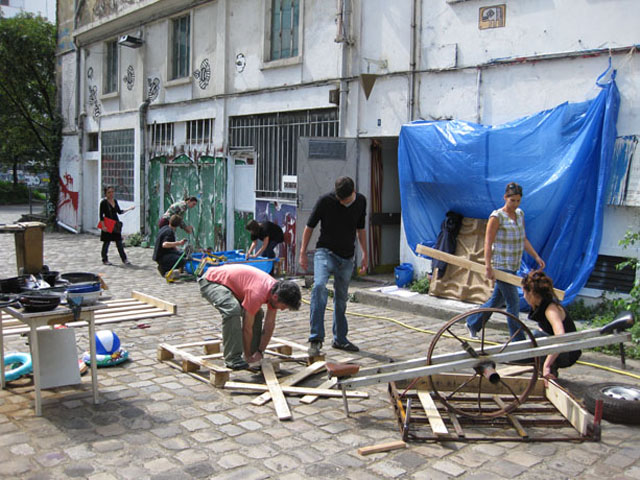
[73,0,86,232]
[408,0,420,121]
[337,0,351,137]
[139,99,150,235]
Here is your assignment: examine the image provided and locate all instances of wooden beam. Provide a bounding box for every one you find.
[357,441,407,456]
[261,360,292,421]
[418,373,545,397]
[416,244,565,300]
[545,379,592,435]
[132,290,177,314]
[417,388,448,436]
[251,360,326,406]
[300,377,338,404]
[223,381,368,398]
[494,396,528,438]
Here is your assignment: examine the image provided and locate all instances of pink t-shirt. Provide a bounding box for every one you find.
[204,264,276,315]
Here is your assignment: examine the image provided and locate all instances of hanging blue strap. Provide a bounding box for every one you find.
[596,57,617,86]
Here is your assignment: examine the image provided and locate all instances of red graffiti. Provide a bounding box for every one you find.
[58,172,78,212]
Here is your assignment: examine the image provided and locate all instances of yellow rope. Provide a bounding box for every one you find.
[302,296,640,380]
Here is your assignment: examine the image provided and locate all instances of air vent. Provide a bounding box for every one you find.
[585,255,636,294]
[308,139,347,161]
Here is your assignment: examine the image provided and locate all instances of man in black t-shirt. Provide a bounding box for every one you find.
[298,176,368,356]
[153,215,187,276]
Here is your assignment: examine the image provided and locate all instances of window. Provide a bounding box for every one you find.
[102,129,135,202]
[104,40,119,94]
[585,255,636,294]
[187,119,214,145]
[269,0,300,61]
[229,108,338,199]
[148,122,174,148]
[171,15,190,80]
[87,133,99,152]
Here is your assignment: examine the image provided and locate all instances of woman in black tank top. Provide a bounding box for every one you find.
[522,271,581,380]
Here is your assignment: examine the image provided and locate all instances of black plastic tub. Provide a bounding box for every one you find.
[60,272,100,284]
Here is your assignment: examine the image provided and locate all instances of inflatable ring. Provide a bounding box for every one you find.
[82,347,129,367]
[4,352,33,381]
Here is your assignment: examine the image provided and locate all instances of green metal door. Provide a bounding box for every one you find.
[147,155,227,251]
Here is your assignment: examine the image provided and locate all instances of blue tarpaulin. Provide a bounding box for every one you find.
[398,68,620,305]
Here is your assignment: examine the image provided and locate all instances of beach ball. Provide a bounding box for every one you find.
[95,330,121,355]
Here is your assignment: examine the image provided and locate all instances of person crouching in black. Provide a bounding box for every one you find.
[153,214,187,276]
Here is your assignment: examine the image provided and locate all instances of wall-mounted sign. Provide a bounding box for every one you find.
[479,4,505,29]
[282,175,297,193]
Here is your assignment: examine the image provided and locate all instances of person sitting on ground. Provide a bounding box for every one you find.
[245,219,284,259]
[198,264,302,370]
[522,270,581,381]
[153,214,187,276]
[158,196,198,233]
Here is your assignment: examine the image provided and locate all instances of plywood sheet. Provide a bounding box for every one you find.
[429,217,493,304]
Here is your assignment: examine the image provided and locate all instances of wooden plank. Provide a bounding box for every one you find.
[224,381,369,398]
[96,307,164,319]
[416,388,448,435]
[416,244,565,300]
[497,365,534,377]
[357,441,406,456]
[300,377,337,404]
[270,336,309,352]
[261,360,292,421]
[494,396,528,438]
[418,373,545,397]
[545,380,592,435]
[251,360,326,406]
[131,290,177,314]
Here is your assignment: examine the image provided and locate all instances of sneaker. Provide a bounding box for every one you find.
[227,361,249,371]
[308,341,323,356]
[466,324,479,339]
[123,260,131,265]
[332,340,359,352]
[102,260,112,265]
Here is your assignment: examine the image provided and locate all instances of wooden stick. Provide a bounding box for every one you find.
[251,360,326,406]
[223,381,369,398]
[416,244,565,300]
[357,441,407,456]
[261,360,292,421]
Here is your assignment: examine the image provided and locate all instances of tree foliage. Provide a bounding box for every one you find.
[0,13,61,223]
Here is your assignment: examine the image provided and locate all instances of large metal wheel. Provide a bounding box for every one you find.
[426,307,540,419]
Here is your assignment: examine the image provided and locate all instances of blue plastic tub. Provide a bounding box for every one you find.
[184,250,275,275]
[394,263,414,288]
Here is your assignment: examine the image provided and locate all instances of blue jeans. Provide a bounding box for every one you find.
[466,270,525,341]
[309,248,354,344]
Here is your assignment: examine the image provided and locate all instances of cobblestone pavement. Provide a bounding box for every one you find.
[0,206,639,479]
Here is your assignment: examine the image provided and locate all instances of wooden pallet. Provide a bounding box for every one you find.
[157,335,320,387]
[1,290,176,336]
[158,336,367,421]
[389,373,599,442]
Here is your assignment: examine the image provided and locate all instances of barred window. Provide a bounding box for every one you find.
[101,129,135,202]
[229,108,338,199]
[269,0,300,61]
[104,39,119,94]
[187,118,214,145]
[171,15,190,80]
[148,123,174,148]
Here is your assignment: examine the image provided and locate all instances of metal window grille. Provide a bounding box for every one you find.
[585,255,636,294]
[101,129,135,202]
[148,123,174,149]
[229,108,338,199]
[186,118,214,146]
[270,0,299,60]
[172,15,190,79]
[104,40,118,94]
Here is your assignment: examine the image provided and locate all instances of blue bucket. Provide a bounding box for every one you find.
[394,263,414,288]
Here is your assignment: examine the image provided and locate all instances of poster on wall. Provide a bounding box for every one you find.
[255,200,296,274]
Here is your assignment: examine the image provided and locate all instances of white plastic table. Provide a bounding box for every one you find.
[0,302,106,415]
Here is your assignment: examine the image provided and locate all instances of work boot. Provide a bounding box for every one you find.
[308,341,323,356]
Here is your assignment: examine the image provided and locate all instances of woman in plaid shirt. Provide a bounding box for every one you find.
[466,182,545,341]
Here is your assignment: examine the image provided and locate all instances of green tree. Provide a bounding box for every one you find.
[0,13,61,223]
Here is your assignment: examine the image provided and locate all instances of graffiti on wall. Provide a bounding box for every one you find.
[123,65,135,91]
[255,200,297,274]
[193,59,211,90]
[147,77,160,102]
[58,172,79,228]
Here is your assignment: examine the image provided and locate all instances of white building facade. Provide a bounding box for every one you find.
[57,0,640,295]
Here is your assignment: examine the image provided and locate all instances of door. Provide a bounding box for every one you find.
[296,137,359,273]
[232,151,256,251]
